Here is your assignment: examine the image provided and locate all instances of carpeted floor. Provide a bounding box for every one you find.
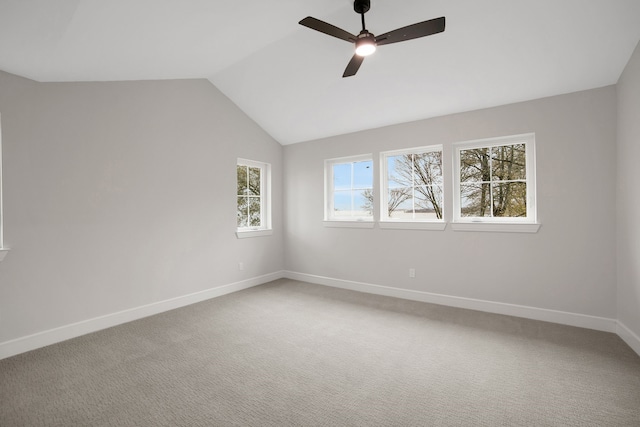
[1,278,640,426]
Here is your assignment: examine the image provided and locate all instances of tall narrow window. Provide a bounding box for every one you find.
[453,134,537,226]
[325,154,373,223]
[236,159,272,238]
[380,145,444,224]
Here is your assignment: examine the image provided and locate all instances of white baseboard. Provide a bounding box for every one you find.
[617,321,640,357]
[4,271,635,361]
[0,271,285,360]
[283,271,618,333]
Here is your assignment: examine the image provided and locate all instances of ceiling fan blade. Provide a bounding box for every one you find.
[376,16,445,46]
[299,17,357,43]
[343,54,365,78]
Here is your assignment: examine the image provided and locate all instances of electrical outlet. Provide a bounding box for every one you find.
[409,268,415,278]
[238,262,244,271]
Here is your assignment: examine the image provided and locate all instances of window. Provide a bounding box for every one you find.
[453,133,538,232]
[380,145,445,229]
[324,154,373,226]
[236,158,272,238]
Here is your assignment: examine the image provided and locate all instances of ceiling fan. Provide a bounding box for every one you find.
[299,0,445,77]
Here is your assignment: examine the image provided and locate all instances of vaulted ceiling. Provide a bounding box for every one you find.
[1,0,639,144]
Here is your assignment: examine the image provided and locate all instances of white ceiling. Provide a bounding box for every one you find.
[1,0,639,145]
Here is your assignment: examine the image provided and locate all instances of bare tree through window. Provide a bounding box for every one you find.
[374,149,443,220]
[459,143,526,218]
[237,164,262,228]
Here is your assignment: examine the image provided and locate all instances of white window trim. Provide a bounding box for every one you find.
[379,145,445,230]
[452,133,540,233]
[323,220,374,228]
[379,221,447,231]
[449,222,540,233]
[324,153,374,224]
[236,229,273,238]
[0,114,7,261]
[236,158,272,239]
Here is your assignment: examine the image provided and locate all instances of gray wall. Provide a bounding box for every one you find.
[617,41,640,337]
[0,64,629,349]
[284,86,618,318]
[0,71,283,343]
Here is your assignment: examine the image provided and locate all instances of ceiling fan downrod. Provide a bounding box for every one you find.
[354,0,370,31]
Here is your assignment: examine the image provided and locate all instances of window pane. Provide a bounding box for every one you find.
[333,163,351,191]
[353,160,373,188]
[333,190,373,217]
[391,198,414,219]
[388,155,412,188]
[460,148,490,183]
[248,197,261,226]
[460,183,491,217]
[491,144,526,181]
[248,167,261,196]
[387,187,411,217]
[333,190,352,217]
[237,166,247,195]
[414,152,443,186]
[361,189,374,215]
[415,185,443,219]
[237,196,248,227]
[354,190,372,216]
[492,182,527,217]
[413,198,439,220]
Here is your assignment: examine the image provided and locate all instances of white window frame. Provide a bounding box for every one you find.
[324,154,374,228]
[379,145,446,230]
[452,133,540,233]
[236,158,272,239]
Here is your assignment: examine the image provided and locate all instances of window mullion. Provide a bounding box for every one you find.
[350,162,355,217]
[488,147,495,218]
[259,166,264,227]
[246,195,250,228]
[411,154,416,217]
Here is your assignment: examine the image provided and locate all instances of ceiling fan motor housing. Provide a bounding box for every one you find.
[354,0,371,14]
[357,31,375,44]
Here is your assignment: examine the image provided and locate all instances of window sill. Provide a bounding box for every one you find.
[451,222,541,233]
[0,248,9,262]
[379,221,446,231]
[323,221,374,229]
[236,229,273,239]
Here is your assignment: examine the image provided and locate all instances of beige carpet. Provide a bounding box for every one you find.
[1,278,639,426]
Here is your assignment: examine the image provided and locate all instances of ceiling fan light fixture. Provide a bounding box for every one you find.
[355,32,376,57]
